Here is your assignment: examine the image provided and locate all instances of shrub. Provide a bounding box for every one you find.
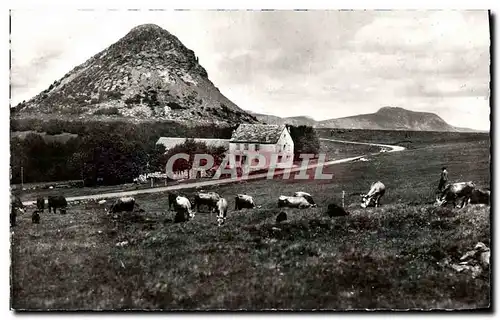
[107,91,124,100]
[167,102,185,110]
[125,94,142,105]
[289,125,320,159]
[94,107,121,116]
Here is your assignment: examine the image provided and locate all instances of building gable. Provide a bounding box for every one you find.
[230,124,287,144]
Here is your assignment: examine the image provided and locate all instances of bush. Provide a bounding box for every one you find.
[107,91,124,100]
[289,125,320,160]
[125,94,142,105]
[94,107,121,116]
[167,102,185,110]
[9,118,236,185]
[163,139,227,173]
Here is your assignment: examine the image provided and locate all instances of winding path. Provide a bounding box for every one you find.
[21,139,405,206]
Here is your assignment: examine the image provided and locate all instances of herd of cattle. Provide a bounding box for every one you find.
[10,195,68,227]
[10,179,490,228]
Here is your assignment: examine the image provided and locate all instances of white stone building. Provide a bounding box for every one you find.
[155,124,295,180]
[228,124,294,170]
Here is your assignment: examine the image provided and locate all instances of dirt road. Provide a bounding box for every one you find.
[21,139,405,206]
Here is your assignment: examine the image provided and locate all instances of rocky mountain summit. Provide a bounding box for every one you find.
[14,24,258,125]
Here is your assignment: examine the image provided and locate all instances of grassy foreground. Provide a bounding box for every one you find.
[11,134,490,310]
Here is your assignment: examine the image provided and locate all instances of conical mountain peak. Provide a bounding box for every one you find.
[13,24,258,125]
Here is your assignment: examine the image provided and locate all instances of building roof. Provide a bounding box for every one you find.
[156,137,230,150]
[230,124,287,144]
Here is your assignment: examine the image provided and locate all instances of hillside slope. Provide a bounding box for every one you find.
[251,107,480,132]
[13,24,258,125]
[316,107,459,131]
[251,112,317,127]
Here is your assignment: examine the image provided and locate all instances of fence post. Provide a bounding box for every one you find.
[342,190,345,208]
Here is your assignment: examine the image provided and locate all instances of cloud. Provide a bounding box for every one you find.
[350,10,490,52]
[9,10,491,130]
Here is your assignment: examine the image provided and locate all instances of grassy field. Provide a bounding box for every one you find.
[15,137,383,202]
[319,140,381,161]
[316,128,490,150]
[11,131,491,310]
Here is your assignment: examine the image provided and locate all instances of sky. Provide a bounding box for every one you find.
[10,9,491,130]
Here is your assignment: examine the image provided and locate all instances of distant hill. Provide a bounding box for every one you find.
[250,112,317,127]
[316,107,462,132]
[251,107,482,132]
[13,24,259,125]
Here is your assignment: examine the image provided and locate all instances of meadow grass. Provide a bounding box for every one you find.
[11,132,490,310]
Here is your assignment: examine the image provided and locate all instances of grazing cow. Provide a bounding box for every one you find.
[360,181,386,208]
[234,194,256,210]
[193,192,220,212]
[174,196,193,222]
[10,194,24,227]
[276,211,288,223]
[108,197,136,213]
[278,195,316,209]
[168,192,178,211]
[294,191,316,205]
[460,242,490,269]
[10,209,16,227]
[48,195,68,214]
[216,198,229,226]
[32,210,40,224]
[468,188,491,206]
[36,196,45,212]
[326,203,349,217]
[475,242,491,269]
[11,194,25,214]
[436,181,476,208]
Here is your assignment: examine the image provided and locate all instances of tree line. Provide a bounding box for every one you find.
[10,120,320,186]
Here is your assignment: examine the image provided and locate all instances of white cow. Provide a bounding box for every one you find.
[175,196,194,221]
[278,195,316,209]
[294,191,315,206]
[107,197,136,213]
[234,194,256,210]
[360,181,386,208]
[216,198,229,226]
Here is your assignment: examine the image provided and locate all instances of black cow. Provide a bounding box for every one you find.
[48,195,68,214]
[10,208,16,227]
[36,196,45,212]
[468,188,491,205]
[326,203,349,217]
[32,210,40,224]
[276,211,288,223]
[168,192,178,211]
